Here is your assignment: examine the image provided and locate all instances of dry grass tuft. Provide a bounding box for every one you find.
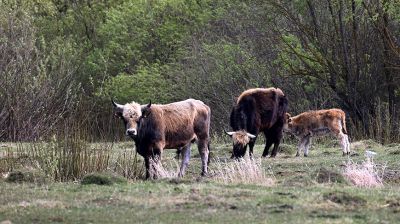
[343,158,385,188]
[148,157,179,179]
[212,158,275,186]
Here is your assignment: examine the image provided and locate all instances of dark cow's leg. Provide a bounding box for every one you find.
[262,137,274,157]
[197,139,209,176]
[270,130,283,157]
[178,144,191,177]
[270,141,280,158]
[144,156,151,179]
[248,138,257,159]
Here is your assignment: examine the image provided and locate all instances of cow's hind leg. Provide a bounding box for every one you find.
[178,144,191,177]
[345,134,351,155]
[303,136,311,157]
[197,139,209,176]
[270,129,283,158]
[338,132,348,156]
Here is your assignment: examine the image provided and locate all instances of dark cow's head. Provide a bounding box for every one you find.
[112,99,151,139]
[225,130,256,158]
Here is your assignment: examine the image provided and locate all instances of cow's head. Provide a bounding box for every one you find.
[112,99,152,139]
[225,130,256,158]
[283,113,293,133]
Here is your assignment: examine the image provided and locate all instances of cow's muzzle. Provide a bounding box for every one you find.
[126,129,137,137]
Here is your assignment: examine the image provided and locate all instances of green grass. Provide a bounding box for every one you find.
[1,141,400,223]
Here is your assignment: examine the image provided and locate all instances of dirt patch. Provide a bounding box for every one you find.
[309,210,339,219]
[323,192,366,207]
[274,192,298,199]
[383,170,400,183]
[315,167,346,184]
[386,199,400,208]
[351,140,381,151]
[283,175,314,187]
[269,204,294,213]
[278,144,297,155]
[388,148,400,155]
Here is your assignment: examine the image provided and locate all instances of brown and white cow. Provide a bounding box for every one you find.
[112,99,211,179]
[283,109,350,157]
[226,88,288,158]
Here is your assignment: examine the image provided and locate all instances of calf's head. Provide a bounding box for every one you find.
[112,100,151,139]
[225,130,256,158]
[283,113,293,133]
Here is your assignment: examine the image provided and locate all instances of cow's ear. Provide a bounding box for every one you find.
[141,101,152,118]
[114,112,123,118]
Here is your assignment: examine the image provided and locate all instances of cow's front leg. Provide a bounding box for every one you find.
[296,137,306,157]
[197,139,209,176]
[144,156,151,179]
[248,138,257,159]
[178,144,191,177]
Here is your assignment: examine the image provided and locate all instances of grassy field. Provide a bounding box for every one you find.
[1,139,400,223]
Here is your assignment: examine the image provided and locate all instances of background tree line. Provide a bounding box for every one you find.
[0,0,399,143]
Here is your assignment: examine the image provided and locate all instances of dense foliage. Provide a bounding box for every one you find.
[0,0,399,142]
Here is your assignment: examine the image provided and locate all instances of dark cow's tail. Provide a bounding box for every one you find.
[341,112,347,134]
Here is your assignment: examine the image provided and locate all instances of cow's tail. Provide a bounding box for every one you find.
[207,141,211,165]
[341,112,348,134]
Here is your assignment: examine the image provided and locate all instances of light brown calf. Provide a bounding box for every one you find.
[283,109,350,156]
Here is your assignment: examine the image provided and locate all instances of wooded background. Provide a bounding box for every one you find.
[0,0,399,143]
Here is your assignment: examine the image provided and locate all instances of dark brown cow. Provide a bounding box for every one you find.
[283,109,350,157]
[113,99,211,179]
[226,88,288,158]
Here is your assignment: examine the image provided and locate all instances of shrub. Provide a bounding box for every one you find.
[342,158,384,188]
[81,172,127,185]
[6,169,47,184]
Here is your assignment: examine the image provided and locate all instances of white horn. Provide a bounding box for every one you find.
[225,131,235,136]
[111,99,124,109]
[247,133,256,139]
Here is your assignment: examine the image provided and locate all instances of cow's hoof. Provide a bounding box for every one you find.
[304,154,308,157]
[295,153,300,157]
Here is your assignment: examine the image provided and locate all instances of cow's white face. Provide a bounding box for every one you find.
[113,101,143,138]
[283,113,293,133]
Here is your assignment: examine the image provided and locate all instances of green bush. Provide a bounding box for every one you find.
[81,172,127,185]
